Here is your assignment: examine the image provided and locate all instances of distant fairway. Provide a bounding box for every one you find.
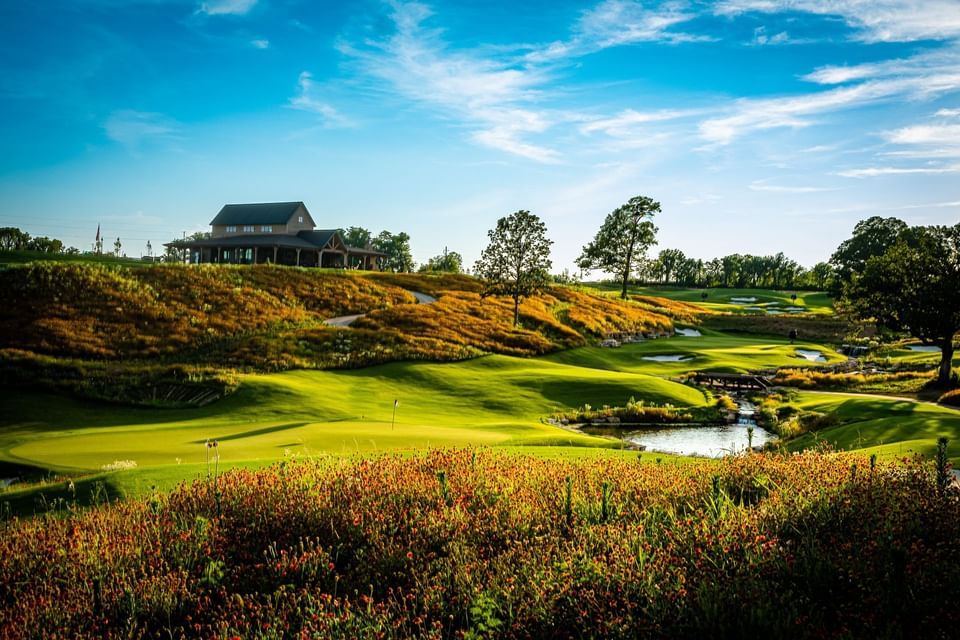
[591,284,835,315]
[543,328,847,375]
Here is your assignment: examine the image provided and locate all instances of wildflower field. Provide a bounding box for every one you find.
[2,449,959,639]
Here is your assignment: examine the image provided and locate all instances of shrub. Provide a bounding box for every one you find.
[940,388,960,408]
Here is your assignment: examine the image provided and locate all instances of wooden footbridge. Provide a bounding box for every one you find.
[693,372,772,392]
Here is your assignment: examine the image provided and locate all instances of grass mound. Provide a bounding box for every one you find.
[3,449,958,638]
[0,264,683,403]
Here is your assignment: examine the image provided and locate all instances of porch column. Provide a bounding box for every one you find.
[254,247,258,264]
[319,250,325,267]
[216,247,222,263]
[273,246,278,264]
[296,248,301,266]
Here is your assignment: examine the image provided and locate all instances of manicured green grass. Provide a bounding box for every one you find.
[0,355,709,476]
[784,391,960,463]
[589,284,835,315]
[542,328,847,376]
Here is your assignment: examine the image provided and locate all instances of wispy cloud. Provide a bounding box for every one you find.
[748,180,834,193]
[525,0,709,63]
[339,1,560,162]
[699,69,960,145]
[103,110,180,148]
[752,26,790,46]
[251,39,269,49]
[197,0,256,16]
[576,0,708,47]
[713,0,960,43]
[837,165,960,178]
[288,71,353,128]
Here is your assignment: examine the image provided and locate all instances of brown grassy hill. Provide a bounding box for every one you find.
[0,263,690,403]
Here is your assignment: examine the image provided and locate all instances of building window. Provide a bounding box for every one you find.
[261,225,273,233]
[243,225,254,233]
[225,225,237,233]
[298,216,304,223]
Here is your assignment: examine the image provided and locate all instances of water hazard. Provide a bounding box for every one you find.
[611,402,776,458]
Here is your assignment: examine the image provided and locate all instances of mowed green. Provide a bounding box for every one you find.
[0,355,709,475]
[785,391,960,463]
[543,329,847,375]
[589,285,835,315]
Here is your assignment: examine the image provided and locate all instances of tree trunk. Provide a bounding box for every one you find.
[513,294,520,327]
[939,333,956,385]
[621,241,634,300]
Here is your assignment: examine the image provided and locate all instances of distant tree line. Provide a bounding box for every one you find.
[638,249,835,291]
[0,227,75,254]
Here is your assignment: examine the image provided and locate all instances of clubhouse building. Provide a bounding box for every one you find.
[168,202,385,270]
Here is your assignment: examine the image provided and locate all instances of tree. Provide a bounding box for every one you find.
[419,247,462,273]
[113,237,122,257]
[843,223,960,385]
[26,236,63,253]
[831,216,908,288]
[373,231,414,272]
[341,226,372,249]
[474,210,553,327]
[576,195,660,299]
[0,227,30,251]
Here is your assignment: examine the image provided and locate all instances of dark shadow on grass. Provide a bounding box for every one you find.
[1,474,126,519]
[189,422,311,444]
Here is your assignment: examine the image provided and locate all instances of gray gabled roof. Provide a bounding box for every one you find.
[210,202,307,226]
[297,229,340,249]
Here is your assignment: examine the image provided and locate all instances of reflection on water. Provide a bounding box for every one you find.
[796,349,827,362]
[907,345,941,352]
[624,423,776,458]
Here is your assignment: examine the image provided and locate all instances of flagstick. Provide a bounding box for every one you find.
[391,399,398,430]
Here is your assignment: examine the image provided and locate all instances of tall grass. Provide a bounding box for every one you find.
[2,449,958,638]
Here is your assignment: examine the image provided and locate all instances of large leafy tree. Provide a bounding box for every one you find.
[474,210,553,327]
[341,226,372,249]
[844,223,960,385]
[830,216,908,288]
[576,195,659,299]
[0,227,31,251]
[372,231,415,272]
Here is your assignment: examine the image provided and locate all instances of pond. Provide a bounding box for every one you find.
[674,328,702,337]
[796,349,827,362]
[622,422,777,458]
[583,402,776,458]
[907,345,941,352]
[641,354,693,362]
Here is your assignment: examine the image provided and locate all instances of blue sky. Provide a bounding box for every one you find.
[1,0,958,271]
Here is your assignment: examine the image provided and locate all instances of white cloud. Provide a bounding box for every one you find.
[197,0,256,16]
[887,123,960,146]
[288,71,353,128]
[748,180,834,193]
[752,26,790,46]
[803,50,960,86]
[251,39,269,49]
[576,0,707,47]
[579,108,693,135]
[713,0,960,43]
[837,165,960,178]
[103,110,179,148]
[935,108,960,118]
[340,1,560,162]
[699,72,960,145]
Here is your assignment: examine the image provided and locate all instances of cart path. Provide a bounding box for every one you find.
[323,290,436,327]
